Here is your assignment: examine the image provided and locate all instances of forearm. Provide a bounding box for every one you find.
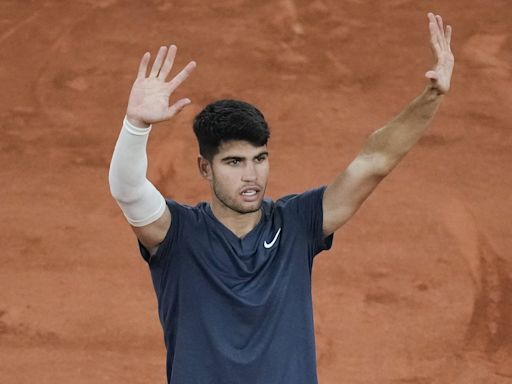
[108,116,166,226]
[361,86,444,172]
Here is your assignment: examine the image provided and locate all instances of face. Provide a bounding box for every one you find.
[199,140,269,215]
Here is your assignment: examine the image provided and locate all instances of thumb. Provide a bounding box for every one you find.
[425,70,438,80]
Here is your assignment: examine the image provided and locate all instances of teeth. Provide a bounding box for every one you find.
[242,190,256,196]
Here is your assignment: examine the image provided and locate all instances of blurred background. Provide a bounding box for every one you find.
[1,0,511,383]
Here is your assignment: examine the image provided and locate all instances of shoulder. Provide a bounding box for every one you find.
[166,199,208,221]
[274,186,327,208]
[139,199,208,263]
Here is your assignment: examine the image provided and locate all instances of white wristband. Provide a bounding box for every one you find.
[123,116,152,135]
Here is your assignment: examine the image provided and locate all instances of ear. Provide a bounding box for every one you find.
[197,155,212,180]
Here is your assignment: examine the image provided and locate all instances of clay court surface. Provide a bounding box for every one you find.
[1,0,511,383]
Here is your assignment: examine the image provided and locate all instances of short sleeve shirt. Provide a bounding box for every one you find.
[139,186,333,384]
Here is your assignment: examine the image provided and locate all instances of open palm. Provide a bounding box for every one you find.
[126,45,196,127]
[425,13,454,94]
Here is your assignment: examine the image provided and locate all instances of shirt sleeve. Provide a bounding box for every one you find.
[138,199,183,265]
[279,186,334,258]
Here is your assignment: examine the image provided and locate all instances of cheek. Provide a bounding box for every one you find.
[214,168,240,188]
[258,163,270,179]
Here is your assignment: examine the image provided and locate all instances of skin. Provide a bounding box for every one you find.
[124,12,454,254]
[198,141,269,238]
[322,12,453,234]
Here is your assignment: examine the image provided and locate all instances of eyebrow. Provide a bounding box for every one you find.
[220,151,269,162]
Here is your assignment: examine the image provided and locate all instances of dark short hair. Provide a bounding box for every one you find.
[193,99,270,160]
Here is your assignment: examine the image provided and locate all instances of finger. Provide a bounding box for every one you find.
[429,21,442,58]
[137,52,150,79]
[427,12,438,29]
[427,13,443,49]
[149,46,167,77]
[168,61,197,92]
[436,15,444,39]
[432,15,446,48]
[446,25,452,47]
[158,44,177,80]
[436,14,449,51]
[166,98,191,119]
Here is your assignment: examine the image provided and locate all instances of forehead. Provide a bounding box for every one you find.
[215,140,268,159]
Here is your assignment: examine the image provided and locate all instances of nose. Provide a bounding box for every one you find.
[241,162,257,182]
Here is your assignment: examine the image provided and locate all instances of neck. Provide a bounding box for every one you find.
[210,201,262,238]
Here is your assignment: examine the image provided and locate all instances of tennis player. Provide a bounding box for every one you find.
[109,12,453,384]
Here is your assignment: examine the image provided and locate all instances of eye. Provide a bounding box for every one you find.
[255,155,268,163]
[227,159,240,166]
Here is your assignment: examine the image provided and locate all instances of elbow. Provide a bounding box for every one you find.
[371,152,400,176]
[109,185,145,205]
[355,152,396,177]
[108,166,122,200]
[108,167,144,204]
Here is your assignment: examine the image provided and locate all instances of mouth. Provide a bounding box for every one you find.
[240,186,261,201]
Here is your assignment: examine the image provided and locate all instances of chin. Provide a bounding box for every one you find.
[237,202,262,214]
[234,197,264,214]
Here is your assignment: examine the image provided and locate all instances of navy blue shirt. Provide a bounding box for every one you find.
[139,186,333,384]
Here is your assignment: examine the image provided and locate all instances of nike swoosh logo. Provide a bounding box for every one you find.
[264,228,281,249]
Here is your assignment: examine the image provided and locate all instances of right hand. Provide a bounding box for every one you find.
[126,45,197,128]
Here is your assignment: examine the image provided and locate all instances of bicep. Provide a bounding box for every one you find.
[323,154,388,235]
[131,205,172,255]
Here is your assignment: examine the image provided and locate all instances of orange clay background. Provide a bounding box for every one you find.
[1,1,511,383]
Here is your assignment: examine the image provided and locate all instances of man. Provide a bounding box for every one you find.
[108,12,453,384]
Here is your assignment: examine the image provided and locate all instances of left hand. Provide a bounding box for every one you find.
[425,12,454,94]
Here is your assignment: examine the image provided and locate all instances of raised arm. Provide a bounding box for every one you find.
[322,12,454,236]
[109,45,196,255]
